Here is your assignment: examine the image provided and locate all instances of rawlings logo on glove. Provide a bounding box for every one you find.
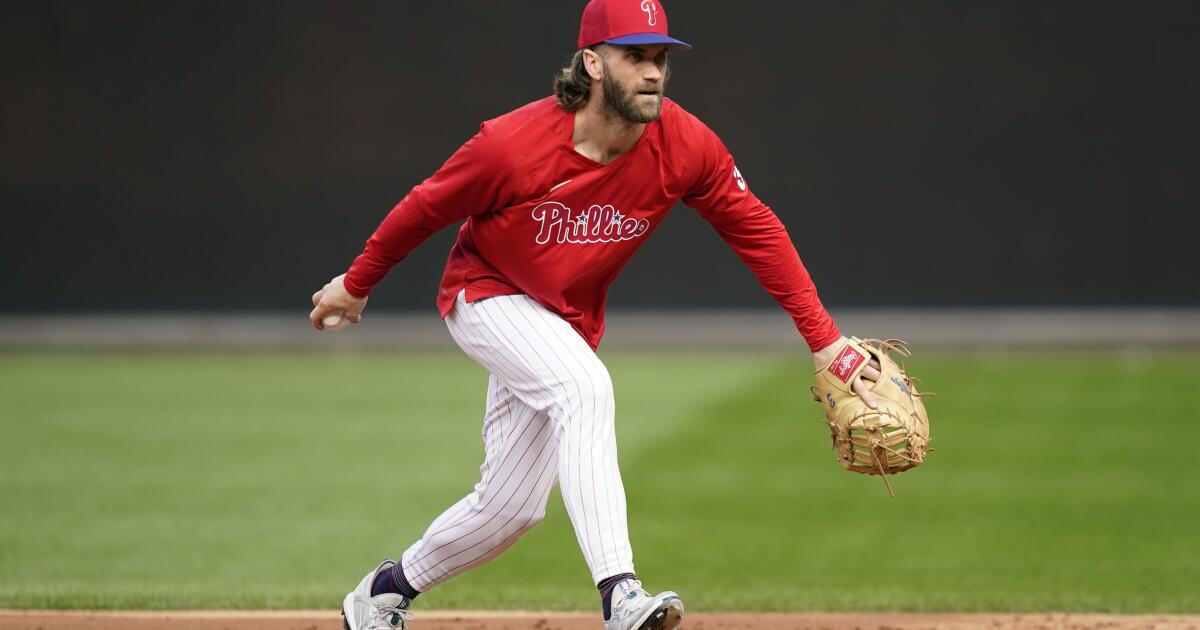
[811,338,934,497]
[829,345,866,382]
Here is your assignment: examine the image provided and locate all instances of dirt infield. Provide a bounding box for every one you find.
[1,611,1197,630]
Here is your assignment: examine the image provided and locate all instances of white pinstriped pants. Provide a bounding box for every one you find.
[399,290,635,591]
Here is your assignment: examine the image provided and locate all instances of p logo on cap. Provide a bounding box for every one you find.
[641,0,658,26]
[577,0,692,49]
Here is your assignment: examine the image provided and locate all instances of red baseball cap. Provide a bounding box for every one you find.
[577,0,692,50]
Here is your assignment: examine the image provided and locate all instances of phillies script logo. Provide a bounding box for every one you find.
[829,345,866,383]
[641,0,658,26]
[531,201,650,245]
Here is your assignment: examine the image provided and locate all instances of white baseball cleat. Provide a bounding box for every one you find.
[341,559,414,630]
[603,578,684,630]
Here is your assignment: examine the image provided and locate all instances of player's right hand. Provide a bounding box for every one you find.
[309,273,368,331]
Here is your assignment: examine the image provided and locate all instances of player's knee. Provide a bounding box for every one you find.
[495,502,547,538]
[545,364,615,429]
[519,505,548,532]
[570,367,615,411]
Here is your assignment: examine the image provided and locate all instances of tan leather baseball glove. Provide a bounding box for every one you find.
[811,338,932,497]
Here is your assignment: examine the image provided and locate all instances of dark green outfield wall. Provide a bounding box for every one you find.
[2,1,1196,311]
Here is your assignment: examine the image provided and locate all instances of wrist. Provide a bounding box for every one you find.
[342,273,370,300]
[811,335,849,371]
[809,329,845,355]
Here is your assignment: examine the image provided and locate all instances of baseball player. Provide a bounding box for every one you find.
[311,1,880,628]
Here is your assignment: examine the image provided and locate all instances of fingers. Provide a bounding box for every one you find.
[310,276,367,331]
[310,302,364,331]
[853,376,878,409]
[309,305,325,331]
[309,302,339,331]
[861,360,881,383]
[310,281,337,329]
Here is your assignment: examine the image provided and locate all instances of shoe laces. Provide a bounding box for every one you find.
[612,579,650,611]
[369,601,414,629]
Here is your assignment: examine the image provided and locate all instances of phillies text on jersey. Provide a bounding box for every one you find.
[531,202,651,245]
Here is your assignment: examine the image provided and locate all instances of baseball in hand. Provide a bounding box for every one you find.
[322,311,349,331]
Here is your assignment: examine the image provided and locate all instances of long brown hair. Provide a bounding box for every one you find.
[552,47,596,111]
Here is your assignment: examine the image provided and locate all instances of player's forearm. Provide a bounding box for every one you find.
[342,120,516,299]
[343,193,445,298]
[712,205,842,352]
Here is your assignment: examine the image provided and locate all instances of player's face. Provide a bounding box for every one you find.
[601,44,669,123]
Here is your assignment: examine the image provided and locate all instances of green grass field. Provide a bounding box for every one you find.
[1,349,1197,612]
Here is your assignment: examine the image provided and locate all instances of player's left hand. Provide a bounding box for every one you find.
[309,273,368,331]
[812,336,881,409]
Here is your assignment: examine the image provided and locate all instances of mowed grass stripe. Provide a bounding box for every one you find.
[0,351,786,610]
[0,350,1197,611]
[2,352,491,609]
[623,352,1199,612]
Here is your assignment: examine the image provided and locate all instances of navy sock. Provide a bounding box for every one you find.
[598,572,637,621]
[370,563,420,601]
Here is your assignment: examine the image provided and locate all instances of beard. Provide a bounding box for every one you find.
[601,62,665,123]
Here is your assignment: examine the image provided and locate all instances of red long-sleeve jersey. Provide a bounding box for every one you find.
[345,96,841,351]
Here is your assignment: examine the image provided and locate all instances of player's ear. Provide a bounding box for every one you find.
[582,47,605,82]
